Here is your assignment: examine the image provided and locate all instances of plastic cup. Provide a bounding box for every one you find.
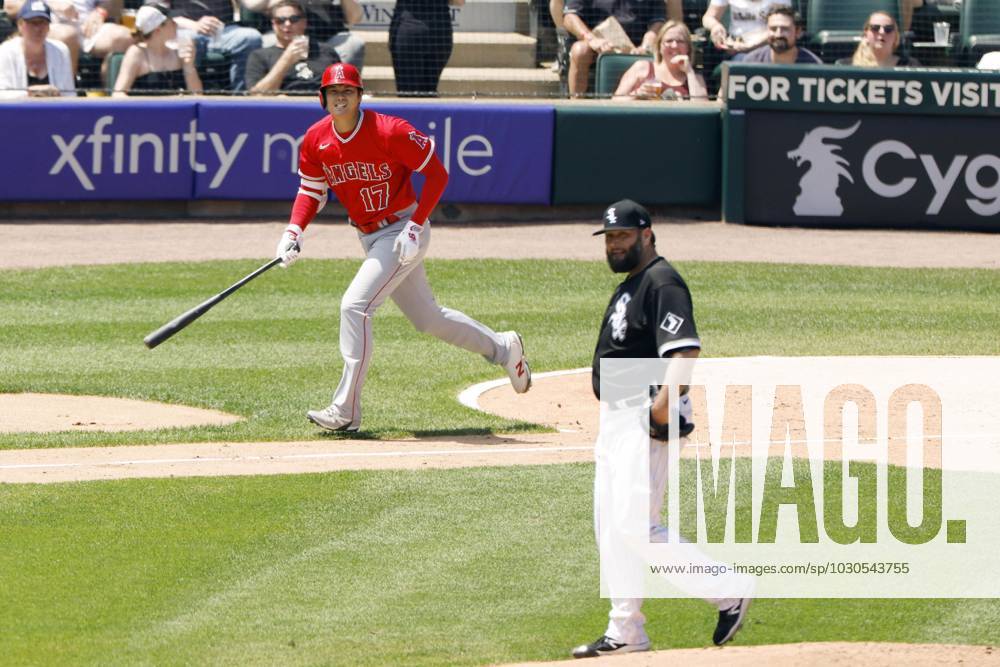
[121,9,136,29]
[933,22,950,46]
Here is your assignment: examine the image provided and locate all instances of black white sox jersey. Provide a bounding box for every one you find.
[592,257,700,399]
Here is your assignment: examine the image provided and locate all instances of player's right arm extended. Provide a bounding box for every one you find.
[288,170,329,231]
[277,139,328,266]
[287,132,329,232]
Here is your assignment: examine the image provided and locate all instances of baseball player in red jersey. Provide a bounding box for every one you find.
[275,63,531,432]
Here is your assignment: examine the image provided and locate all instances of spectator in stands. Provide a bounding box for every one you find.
[5,0,131,74]
[0,7,14,42]
[242,0,364,69]
[836,11,920,68]
[555,0,679,84]
[245,0,339,93]
[702,0,790,54]
[170,0,262,91]
[563,0,680,97]
[613,20,706,100]
[0,0,75,97]
[53,0,131,73]
[553,0,679,33]
[734,5,820,64]
[112,3,202,95]
[389,0,462,96]
[902,0,923,34]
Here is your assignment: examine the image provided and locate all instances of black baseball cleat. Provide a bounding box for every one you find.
[570,635,650,658]
[713,597,751,646]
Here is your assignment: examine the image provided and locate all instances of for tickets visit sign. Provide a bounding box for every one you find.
[724,62,1000,116]
[0,100,554,204]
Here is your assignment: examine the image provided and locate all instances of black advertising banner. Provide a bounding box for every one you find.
[744,111,1000,229]
[725,63,1000,117]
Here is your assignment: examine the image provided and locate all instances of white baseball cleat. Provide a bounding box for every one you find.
[306,406,360,433]
[502,331,531,393]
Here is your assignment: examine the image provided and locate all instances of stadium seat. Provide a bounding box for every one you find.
[807,0,901,62]
[958,0,1000,66]
[595,53,652,97]
[107,52,124,92]
[76,53,104,93]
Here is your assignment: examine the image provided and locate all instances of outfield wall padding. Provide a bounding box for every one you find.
[551,106,721,206]
[0,99,554,205]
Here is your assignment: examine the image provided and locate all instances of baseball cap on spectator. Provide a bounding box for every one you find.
[134,4,169,36]
[977,52,1000,70]
[593,199,652,235]
[18,0,52,21]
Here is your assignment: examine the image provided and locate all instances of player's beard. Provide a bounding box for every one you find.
[606,236,643,273]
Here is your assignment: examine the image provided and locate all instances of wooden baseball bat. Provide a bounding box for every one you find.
[143,257,283,349]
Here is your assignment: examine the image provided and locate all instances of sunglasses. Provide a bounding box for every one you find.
[273,14,303,24]
[867,24,896,34]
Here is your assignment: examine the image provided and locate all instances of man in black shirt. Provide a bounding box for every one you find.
[246,0,339,94]
[573,199,753,658]
[241,0,365,69]
[171,0,262,90]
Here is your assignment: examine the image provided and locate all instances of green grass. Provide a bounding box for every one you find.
[2,463,998,666]
[1,258,999,664]
[1,259,997,449]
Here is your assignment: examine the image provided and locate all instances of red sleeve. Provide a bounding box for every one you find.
[289,130,328,231]
[411,151,448,225]
[386,118,435,173]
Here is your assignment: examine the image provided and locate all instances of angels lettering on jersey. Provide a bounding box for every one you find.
[321,161,392,186]
[297,110,435,225]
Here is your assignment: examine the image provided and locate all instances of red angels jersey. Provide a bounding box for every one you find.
[297,109,435,226]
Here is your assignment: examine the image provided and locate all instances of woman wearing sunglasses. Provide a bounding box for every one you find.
[838,11,920,68]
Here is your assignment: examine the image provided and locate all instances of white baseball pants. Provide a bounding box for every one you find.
[328,220,509,426]
[594,403,754,646]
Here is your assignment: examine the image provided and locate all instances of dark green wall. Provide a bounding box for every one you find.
[551,106,721,205]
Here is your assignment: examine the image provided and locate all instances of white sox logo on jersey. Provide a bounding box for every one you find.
[610,293,631,342]
[660,312,684,335]
[408,131,429,150]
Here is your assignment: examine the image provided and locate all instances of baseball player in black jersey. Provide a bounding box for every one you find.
[572,200,753,659]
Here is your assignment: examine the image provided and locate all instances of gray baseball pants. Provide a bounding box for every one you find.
[328,220,510,426]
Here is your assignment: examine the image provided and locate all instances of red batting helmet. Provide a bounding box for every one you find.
[319,63,363,109]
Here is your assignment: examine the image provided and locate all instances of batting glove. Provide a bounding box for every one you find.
[276,224,302,268]
[393,220,423,266]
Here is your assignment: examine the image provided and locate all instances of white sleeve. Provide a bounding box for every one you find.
[0,40,28,99]
[47,40,77,97]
